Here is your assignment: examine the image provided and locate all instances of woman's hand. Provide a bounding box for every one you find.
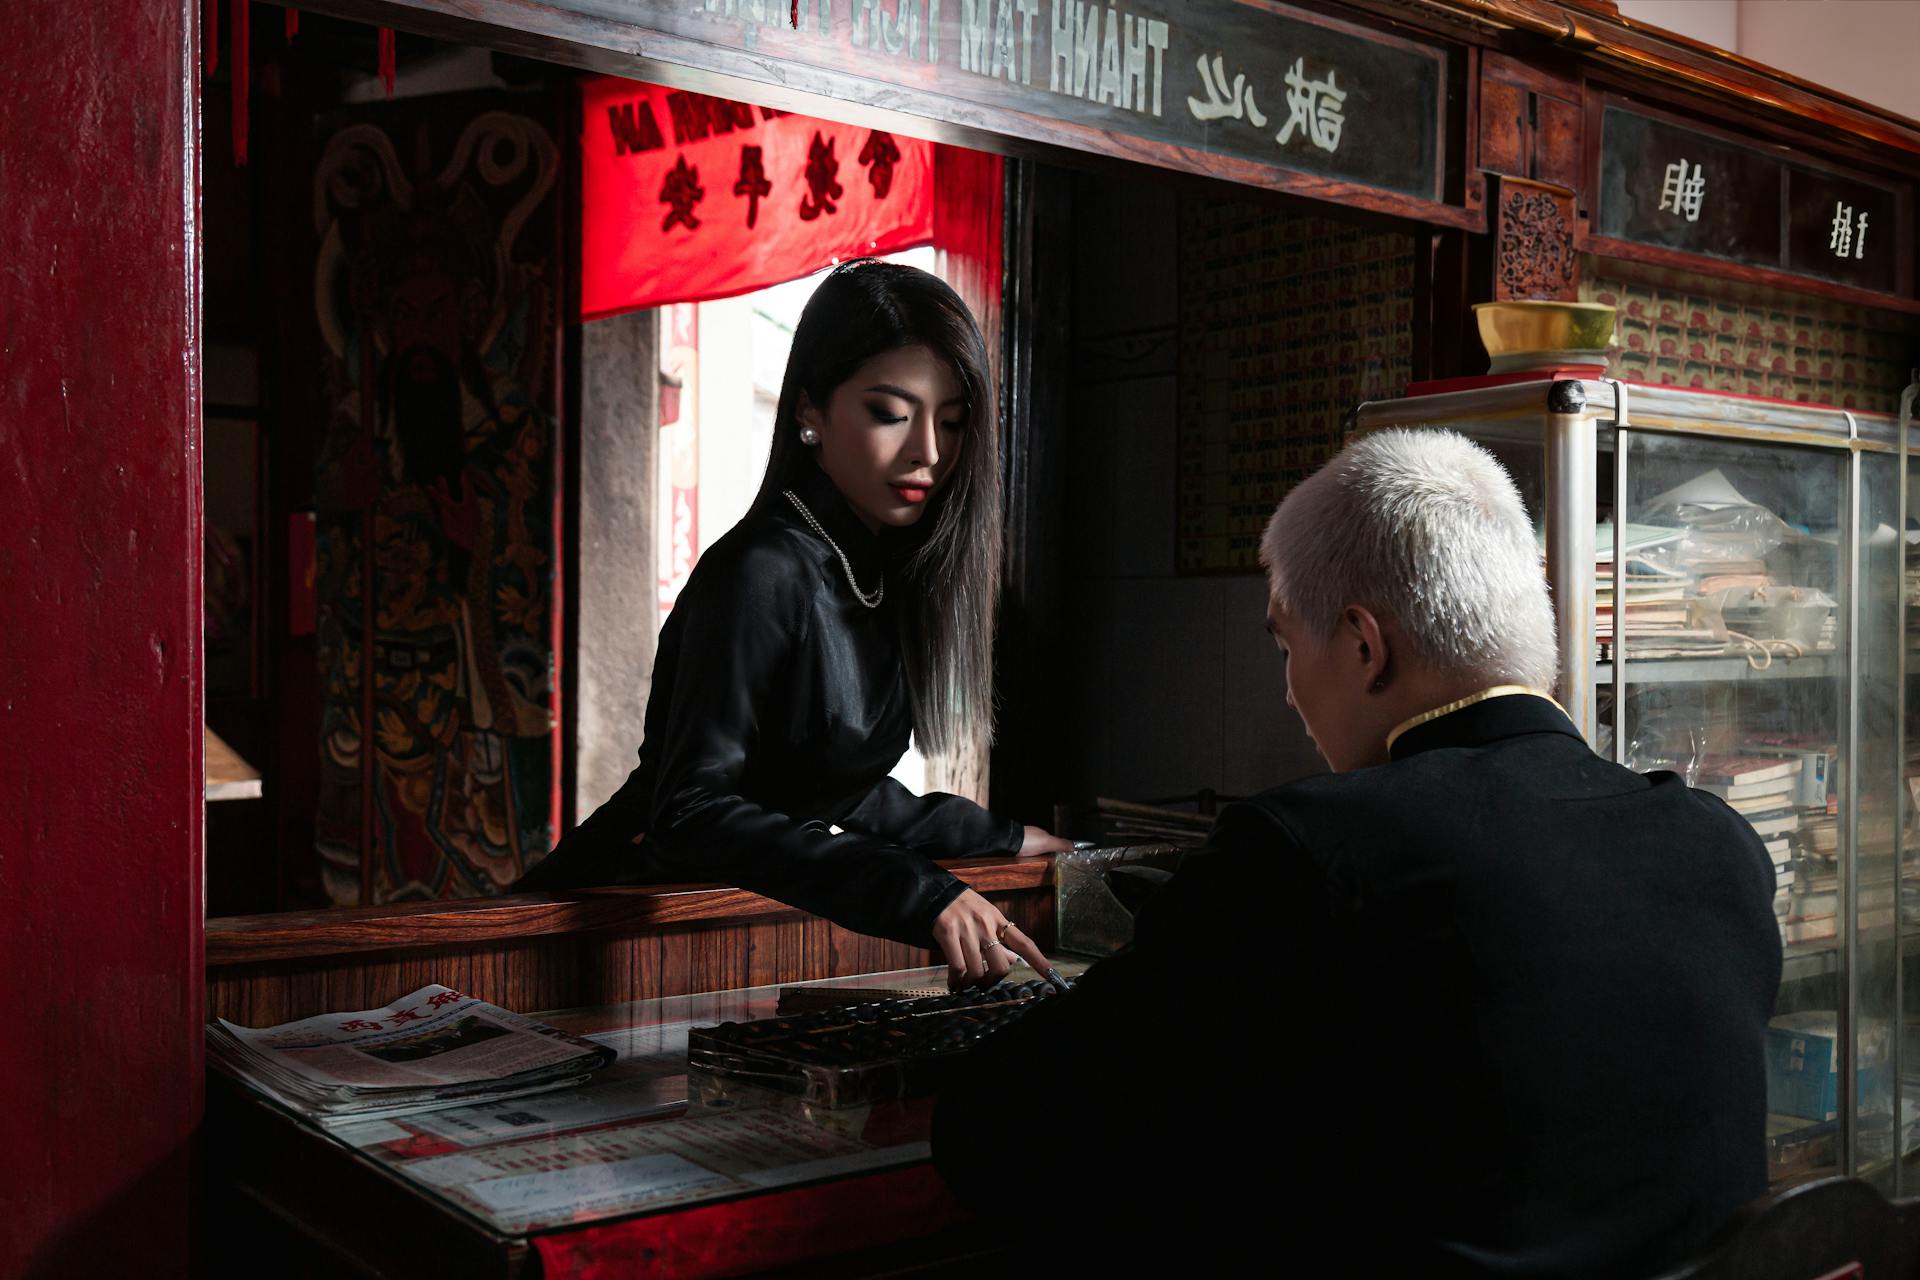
[1018,825,1074,856]
[932,889,1052,989]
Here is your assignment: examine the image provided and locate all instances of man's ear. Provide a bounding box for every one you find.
[1344,605,1391,691]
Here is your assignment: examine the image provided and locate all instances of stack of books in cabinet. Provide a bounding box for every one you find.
[1697,756,1802,928]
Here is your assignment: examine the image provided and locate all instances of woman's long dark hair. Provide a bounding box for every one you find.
[753,258,1000,760]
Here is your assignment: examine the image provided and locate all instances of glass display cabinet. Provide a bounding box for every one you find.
[1352,376,1912,1191]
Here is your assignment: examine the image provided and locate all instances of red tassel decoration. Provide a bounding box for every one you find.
[204,0,219,74]
[230,0,249,165]
[285,7,298,41]
[791,1,799,29]
[378,27,396,98]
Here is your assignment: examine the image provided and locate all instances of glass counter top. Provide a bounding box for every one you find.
[292,960,1089,1237]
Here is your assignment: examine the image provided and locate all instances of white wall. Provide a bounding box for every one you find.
[1737,0,1920,122]
[1064,172,1327,806]
[1618,0,1920,122]
[1617,0,1740,50]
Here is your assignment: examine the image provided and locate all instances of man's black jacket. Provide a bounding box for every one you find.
[933,694,1781,1276]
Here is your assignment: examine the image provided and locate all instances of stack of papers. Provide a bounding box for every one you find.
[1595,526,1721,657]
[207,985,616,1129]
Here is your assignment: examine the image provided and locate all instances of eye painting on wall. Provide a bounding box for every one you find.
[309,94,561,906]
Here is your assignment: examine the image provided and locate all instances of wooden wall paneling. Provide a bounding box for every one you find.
[1451,41,1485,238]
[1534,92,1585,192]
[647,927,683,1003]
[605,931,645,1007]
[1480,76,1529,179]
[1478,51,1585,197]
[744,917,786,989]
[692,921,753,997]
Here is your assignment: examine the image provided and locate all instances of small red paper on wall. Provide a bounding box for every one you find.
[581,77,934,320]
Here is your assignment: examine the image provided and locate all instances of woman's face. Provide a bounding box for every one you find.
[799,343,965,532]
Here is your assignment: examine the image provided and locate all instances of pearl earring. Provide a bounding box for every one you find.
[799,426,820,445]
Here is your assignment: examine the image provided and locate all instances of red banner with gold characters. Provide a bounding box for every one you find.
[580,77,935,320]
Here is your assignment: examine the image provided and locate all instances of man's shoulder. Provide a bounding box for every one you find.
[1227,764,1418,841]
[1231,744,1771,891]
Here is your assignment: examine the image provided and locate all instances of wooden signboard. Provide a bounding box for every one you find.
[1594,100,1909,300]
[363,0,1471,226]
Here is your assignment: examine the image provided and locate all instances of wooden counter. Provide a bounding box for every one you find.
[206,857,1057,1026]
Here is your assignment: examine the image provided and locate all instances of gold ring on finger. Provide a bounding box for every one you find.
[996,920,1011,942]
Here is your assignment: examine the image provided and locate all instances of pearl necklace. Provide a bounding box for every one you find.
[784,489,884,608]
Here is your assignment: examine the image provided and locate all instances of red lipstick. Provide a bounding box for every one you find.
[890,484,928,504]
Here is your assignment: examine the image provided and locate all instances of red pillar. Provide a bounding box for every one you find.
[0,2,202,1275]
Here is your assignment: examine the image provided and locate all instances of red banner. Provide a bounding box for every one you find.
[581,77,934,320]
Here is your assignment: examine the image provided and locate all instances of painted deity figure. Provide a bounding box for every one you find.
[312,108,559,904]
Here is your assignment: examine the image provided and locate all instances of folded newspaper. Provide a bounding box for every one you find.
[207,985,616,1129]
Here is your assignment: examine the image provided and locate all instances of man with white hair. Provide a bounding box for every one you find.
[933,429,1781,1274]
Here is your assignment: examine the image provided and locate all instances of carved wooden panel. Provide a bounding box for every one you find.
[1495,177,1580,301]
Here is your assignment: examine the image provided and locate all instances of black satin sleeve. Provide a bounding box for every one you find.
[837,777,1025,857]
[641,536,967,946]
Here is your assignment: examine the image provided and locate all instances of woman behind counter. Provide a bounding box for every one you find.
[521,259,1069,983]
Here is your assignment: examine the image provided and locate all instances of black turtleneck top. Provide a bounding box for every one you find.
[517,461,1023,945]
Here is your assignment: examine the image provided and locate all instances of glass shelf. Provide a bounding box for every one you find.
[1594,654,1840,685]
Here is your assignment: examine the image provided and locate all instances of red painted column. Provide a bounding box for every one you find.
[0,2,202,1276]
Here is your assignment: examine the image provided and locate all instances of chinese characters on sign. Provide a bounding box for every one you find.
[1188,53,1265,125]
[1829,201,1868,260]
[799,131,843,220]
[733,146,771,227]
[659,0,1447,201]
[1186,52,1345,155]
[1658,158,1705,223]
[1277,57,1345,154]
[859,131,902,197]
[581,78,936,318]
[660,156,705,231]
[1601,106,1900,295]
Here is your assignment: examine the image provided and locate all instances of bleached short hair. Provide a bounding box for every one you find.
[1259,429,1557,691]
